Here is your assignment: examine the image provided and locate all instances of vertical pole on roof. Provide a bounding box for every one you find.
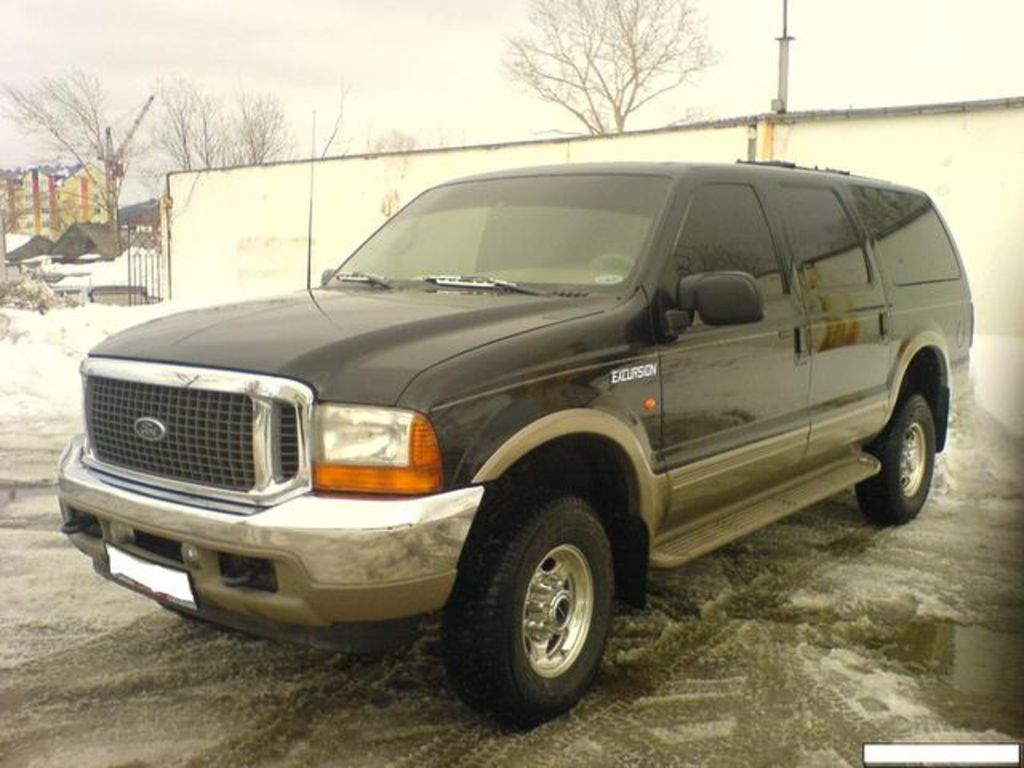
[772,0,794,114]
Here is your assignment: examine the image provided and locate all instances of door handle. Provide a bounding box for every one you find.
[793,326,810,364]
[879,312,890,342]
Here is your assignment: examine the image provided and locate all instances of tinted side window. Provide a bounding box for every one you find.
[675,184,784,297]
[851,186,961,286]
[781,186,870,289]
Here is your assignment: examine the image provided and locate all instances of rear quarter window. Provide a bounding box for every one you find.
[851,186,961,286]
[779,185,871,289]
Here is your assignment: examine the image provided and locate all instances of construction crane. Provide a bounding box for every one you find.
[106,95,155,181]
[100,95,154,240]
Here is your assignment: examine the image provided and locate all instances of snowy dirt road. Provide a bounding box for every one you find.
[1,397,1022,767]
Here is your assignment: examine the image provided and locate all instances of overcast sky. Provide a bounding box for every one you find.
[3,0,1023,201]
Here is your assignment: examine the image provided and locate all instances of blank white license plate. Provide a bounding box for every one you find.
[107,545,196,609]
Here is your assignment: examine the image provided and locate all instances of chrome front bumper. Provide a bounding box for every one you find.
[57,435,483,626]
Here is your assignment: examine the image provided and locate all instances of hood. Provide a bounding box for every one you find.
[91,287,615,405]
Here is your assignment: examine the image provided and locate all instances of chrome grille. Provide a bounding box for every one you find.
[277,403,300,480]
[86,376,256,490]
[80,359,313,508]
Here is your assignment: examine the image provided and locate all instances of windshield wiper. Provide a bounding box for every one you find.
[328,271,393,289]
[420,274,544,296]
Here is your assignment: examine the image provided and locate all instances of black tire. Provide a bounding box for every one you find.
[442,494,614,728]
[856,393,937,525]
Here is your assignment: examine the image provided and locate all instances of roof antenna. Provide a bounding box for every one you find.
[305,110,316,292]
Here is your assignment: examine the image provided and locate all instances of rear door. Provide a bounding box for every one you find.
[658,182,811,530]
[773,182,891,464]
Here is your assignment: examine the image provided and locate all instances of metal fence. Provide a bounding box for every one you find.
[123,226,163,306]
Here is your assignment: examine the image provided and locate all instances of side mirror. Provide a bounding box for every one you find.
[320,268,336,287]
[665,271,764,334]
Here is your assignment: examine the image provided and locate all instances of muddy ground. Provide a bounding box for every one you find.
[1,399,1021,767]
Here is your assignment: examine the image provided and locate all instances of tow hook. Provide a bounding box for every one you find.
[61,511,100,537]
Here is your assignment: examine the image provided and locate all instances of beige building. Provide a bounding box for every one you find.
[1,163,108,239]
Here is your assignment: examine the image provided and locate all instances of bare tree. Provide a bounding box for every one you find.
[505,0,715,135]
[154,78,230,171]
[153,81,293,169]
[1,70,104,171]
[0,183,32,237]
[370,129,418,154]
[154,79,197,171]
[0,70,130,218]
[193,91,229,168]
[230,90,292,165]
[319,86,350,158]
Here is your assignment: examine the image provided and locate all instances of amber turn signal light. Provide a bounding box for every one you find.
[313,414,443,495]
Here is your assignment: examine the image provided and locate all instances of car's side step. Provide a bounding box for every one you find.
[650,452,881,569]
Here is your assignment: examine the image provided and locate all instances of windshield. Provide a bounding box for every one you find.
[337,174,672,290]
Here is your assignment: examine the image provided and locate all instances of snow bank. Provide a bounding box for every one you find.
[0,302,183,424]
[4,233,31,253]
[0,278,79,312]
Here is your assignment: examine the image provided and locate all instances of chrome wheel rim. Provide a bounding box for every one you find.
[521,544,593,678]
[899,422,927,497]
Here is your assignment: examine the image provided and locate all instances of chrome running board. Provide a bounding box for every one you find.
[651,452,881,569]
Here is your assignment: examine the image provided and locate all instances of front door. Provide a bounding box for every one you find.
[658,182,811,532]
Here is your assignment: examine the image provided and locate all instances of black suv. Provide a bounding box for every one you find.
[58,162,972,726]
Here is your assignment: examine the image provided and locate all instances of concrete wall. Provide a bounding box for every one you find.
[166,101,1024,336]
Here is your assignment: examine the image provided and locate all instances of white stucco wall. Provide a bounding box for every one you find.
[165,125,751,302]
[166,103,1024,336]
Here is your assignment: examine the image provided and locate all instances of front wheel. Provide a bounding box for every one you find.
[442,494,613,728]
[856,393,937,525]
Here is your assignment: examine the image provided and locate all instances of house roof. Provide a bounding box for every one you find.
[6,235,55,262]
[51,222,119,261]
[0,163,86,181]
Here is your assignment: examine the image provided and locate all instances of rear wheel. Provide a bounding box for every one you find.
[442,494,613,728]
[856,393,936,525]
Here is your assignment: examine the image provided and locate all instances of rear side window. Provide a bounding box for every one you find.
[674,183,784,297]
[780,186,870,289]
[851,186,961,286]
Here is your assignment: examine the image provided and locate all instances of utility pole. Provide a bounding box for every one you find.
[772,0,795,113]
[104,126,116,233]
[0,208,7,284]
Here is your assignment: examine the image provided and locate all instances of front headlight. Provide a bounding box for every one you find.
[312,405,443,495]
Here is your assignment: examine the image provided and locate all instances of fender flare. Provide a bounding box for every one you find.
[470,408,666,534]
[886,331,951,419]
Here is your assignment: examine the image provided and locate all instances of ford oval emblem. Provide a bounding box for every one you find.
[133,416,167,442]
